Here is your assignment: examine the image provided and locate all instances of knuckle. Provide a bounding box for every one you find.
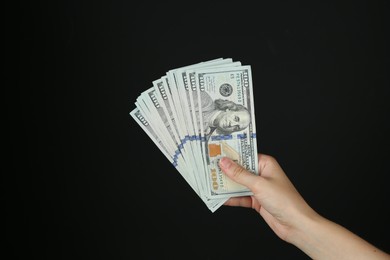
[263,154,275,163]
[231,164,246,179]
[263,154,278,167]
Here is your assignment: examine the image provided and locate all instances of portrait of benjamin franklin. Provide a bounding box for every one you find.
[193,91,251,138]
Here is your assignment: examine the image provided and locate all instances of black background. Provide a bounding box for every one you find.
[6,1,389,259]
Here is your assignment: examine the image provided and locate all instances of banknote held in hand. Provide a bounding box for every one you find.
[130,58,259,212]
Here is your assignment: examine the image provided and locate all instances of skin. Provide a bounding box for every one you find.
[219,154,390,260]
[213,110,250,133]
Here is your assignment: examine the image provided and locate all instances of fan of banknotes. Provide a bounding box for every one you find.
[130,58,259,212]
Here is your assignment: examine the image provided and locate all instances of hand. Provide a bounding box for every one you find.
[219,154,390,259]
[219,153,317,243]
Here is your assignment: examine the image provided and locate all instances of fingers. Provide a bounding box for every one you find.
[258,153,271,173]
[257,153,283,178]
[258,153,278,175]
[224,196,253,208]
[219,157,261,191]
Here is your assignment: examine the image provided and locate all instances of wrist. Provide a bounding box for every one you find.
[284,205,323,247]
[285,209,390,259]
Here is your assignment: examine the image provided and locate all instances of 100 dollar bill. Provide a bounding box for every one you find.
[193,65,259,199]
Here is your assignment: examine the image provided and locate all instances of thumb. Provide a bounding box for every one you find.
[219,157,259,190]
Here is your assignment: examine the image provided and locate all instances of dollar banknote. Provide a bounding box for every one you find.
[130,107,228,212]
[192,65,259,199]
[129,58,258,212]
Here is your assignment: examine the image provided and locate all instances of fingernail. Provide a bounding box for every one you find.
[219,157,232,169]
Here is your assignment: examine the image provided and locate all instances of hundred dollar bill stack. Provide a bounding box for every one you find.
[130,58,259,212]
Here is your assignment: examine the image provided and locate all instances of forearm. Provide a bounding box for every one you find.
[290,213,389,260]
